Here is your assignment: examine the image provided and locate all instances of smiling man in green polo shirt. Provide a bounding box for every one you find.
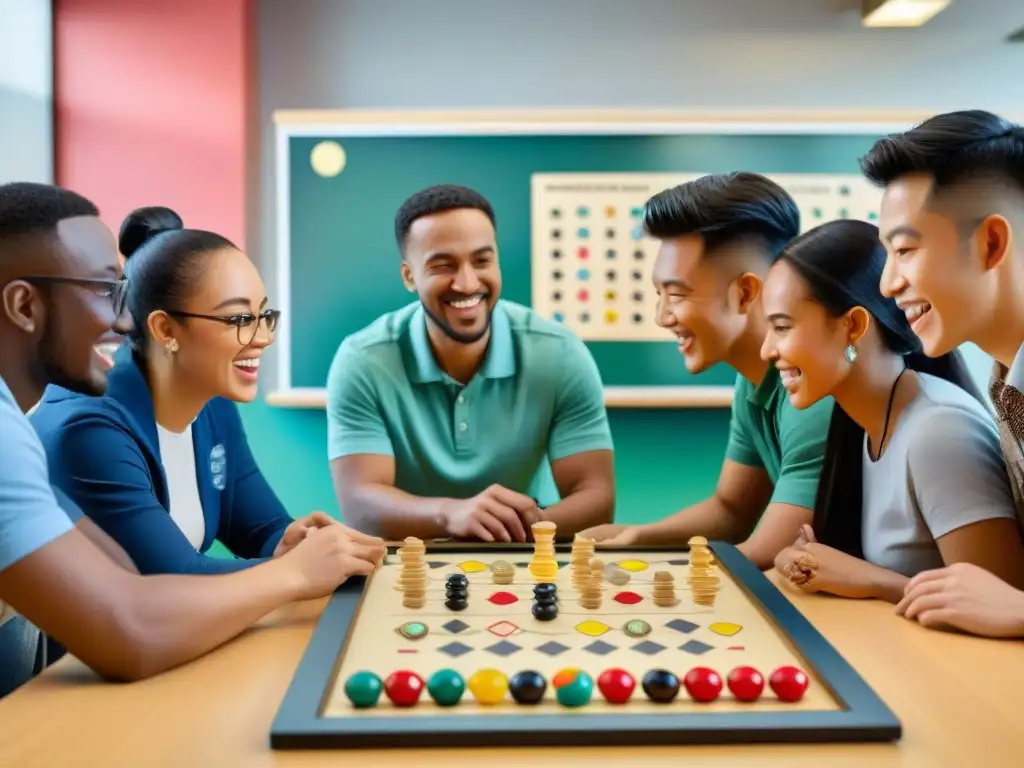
[326,184,615,542]
[580,172,834,569]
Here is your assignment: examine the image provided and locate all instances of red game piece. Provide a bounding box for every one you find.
[597,667,636,704]
[769,666,809,702]
[384,670,425,707]
[683,666,723,703]
[726,666,764,702]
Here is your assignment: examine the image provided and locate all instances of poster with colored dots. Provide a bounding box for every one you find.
[530,172,882,341]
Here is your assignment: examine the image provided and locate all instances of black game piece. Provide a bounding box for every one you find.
[446,574,468,588]
[642,668,680,703]
[531,601,558,621]
[508,670,547,705]
[533,583,557,601]
[445,597,468,611]
[445,587,468,601]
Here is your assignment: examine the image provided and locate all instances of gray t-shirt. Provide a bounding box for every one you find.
[862,372,1017,577]
[0,375,75,625]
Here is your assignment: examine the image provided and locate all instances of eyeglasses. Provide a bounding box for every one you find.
[165,308,281,346]
[20,276,127,318]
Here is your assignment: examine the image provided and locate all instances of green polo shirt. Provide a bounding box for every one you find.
[326,300,613,502]
[724,368,833,509]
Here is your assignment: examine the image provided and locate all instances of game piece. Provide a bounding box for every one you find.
[446,573,469,590]
[570,535,595,590]
[651,570,679,607]
[397,540,429,609]
[508,670,547,705]
[468,668,509,705]
[641,669,680,703]
[683,666,723,703]
[532,599,558,621]
[604,562,630,586]
[770,666,809,702]
[552,668,594,708]
[623,618,651,637]
[445,574,469,611]
[533,583,557,601]
[597,667,636,704]
[727,666,764,702]
[687,536,721,607]
[490,560,515,585]
[384,670,425,707]
[343,671,383,708]
[427,669,466,707]
[396,621,428,640]
[528,521,559,582]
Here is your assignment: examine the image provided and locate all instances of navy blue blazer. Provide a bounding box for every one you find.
[31,345,293,575]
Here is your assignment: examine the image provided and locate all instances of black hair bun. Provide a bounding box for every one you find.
[119,206,183,259]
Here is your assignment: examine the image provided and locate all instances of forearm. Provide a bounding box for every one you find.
[866,565,910,603]
[636,496,749,546]
[342,483,453,540]
[116,557,304,679]
[542,486,614,539]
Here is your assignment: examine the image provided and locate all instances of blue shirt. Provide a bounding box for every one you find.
[0,375,73,575]
[31,345,293,575]
[326,300,613,502]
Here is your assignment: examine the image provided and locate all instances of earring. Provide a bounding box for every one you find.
[844,344,857,363]
[165,339,179,357]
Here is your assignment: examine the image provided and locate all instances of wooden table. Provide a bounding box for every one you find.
[1,572,1022,768]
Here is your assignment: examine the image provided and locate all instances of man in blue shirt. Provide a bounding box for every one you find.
[327,184,615,542]
[0,182,385,693]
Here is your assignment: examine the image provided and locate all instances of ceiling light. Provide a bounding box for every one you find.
[862,0,952,27]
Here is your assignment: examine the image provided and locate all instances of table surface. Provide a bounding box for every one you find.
[1,571,1022,768]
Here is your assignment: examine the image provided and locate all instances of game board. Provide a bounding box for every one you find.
[530,171,883,342]
[270,527,900,749]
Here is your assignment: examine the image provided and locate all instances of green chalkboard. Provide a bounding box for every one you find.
[278,127,882,392]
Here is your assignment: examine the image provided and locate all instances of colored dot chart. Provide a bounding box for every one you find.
[530,172,883,342]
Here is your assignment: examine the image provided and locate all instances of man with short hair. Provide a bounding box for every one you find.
[580,172,834,569]
[327,184,615,542]
[863,110,1024,638]
[0,182,386,694]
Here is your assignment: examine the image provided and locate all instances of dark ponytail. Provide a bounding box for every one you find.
[778,220,985,557]
[118,206,235,351]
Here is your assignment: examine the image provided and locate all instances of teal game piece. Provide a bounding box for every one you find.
[553,669,594,708]
[427,668,466,707]
[344,670,383,708]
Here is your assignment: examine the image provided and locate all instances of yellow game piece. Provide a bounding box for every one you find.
[574,620,611,637]
[468,668,508,705]
[615,559,648,573]
[709,622,743,637]
[458,560,487,574]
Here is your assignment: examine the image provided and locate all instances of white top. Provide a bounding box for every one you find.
[156,424,207,550]
[862,372,1017,577]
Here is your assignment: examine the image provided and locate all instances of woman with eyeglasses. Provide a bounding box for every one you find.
[31,207,344,575]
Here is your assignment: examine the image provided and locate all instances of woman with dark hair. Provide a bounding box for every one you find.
[31,207,381,575]
[760,219,1024,603]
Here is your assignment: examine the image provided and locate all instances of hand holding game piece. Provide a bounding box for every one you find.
[285,525,387,599]
[439,484,537,542]
[895,562,1024,638]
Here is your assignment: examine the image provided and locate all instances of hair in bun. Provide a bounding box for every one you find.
[118,206,184,259]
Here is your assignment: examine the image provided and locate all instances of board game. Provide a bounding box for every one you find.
[270,524,900,749]
[530,171,883,342]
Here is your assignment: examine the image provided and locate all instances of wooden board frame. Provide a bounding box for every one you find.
[269,540,901,749]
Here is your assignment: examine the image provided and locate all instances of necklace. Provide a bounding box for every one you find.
[877,367,908,457]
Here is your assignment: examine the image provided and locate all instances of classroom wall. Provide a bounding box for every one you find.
[249,0,1019,524]
[0,0,53,184]
[50,0,1019,533]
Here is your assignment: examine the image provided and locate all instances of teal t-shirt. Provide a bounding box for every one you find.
[724,368,833,509]
[326,300,613,503]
